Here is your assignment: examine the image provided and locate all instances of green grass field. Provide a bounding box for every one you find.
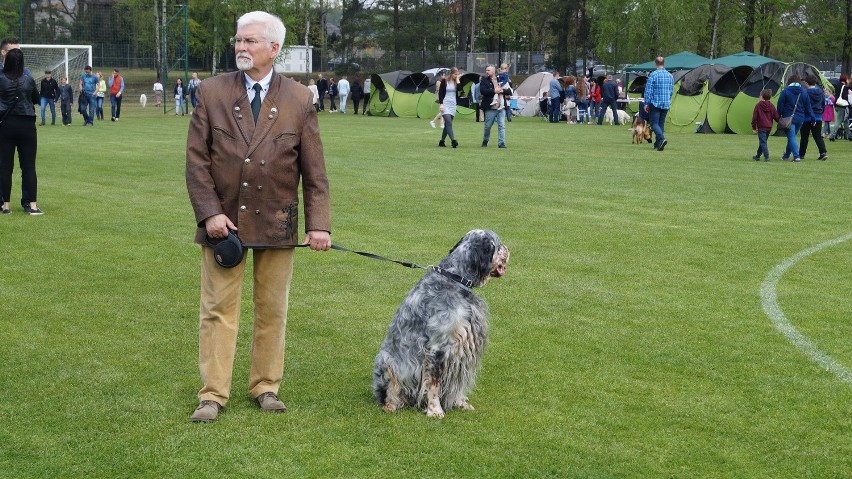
[1,101,850,477]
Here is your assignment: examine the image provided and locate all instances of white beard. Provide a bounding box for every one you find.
[236,54,254,71]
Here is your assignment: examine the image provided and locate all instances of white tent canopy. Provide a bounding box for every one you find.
[513,72,553,116]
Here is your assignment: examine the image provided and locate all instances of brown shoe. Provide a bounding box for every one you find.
[255,392,287,412]
[190,400,223,423]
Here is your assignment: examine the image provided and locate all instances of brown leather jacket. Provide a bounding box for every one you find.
[186,72,331,248]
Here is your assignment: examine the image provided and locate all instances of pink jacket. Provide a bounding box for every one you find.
[823,95,835,122]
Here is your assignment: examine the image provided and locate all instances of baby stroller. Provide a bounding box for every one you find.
[846,107,852,140]
[834,104,852,141]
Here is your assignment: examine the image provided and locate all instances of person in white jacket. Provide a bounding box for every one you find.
[337,76,350,114]
[307,78,320,112]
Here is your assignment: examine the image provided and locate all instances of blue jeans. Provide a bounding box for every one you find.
[783,122,802,159]
[483,109,506,146]
[549,98,561,123]
[756,130,770,159]
[648,105,669,148]
[39,97,56,124]
[85,93,97,123]
[597,99,620,125]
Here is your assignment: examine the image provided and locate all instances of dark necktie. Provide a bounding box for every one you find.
[251,83,262,123]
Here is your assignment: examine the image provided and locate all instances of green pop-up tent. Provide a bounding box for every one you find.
[699,65,754,133]
[667,64,713,131]
[390,72,431,118]
[367,70,410,117]
[724,62,786,135]
[726,62,829,135]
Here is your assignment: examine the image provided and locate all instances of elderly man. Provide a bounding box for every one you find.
[185,10,331,423]
[644,56,675,150]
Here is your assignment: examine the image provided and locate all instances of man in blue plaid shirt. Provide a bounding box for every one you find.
[644,56,674,151]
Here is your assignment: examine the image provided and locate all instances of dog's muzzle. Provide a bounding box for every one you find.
[491,245,510,277]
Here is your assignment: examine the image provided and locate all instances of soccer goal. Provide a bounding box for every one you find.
[20,44,93,82]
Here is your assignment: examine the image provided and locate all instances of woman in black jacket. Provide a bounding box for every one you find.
[0,48,43,215]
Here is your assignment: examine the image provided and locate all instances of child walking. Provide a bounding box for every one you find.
[822,87,835,138]
[59,76,74,125]
[751,89,779,162]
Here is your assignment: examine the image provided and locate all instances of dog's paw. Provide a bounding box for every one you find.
[426,406,445,419]
[382,403,400,413]
[457,399,476,411]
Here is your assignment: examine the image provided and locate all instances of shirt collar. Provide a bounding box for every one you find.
[244,70,273,93]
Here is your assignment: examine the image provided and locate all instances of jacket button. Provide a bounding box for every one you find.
[255,210,260,214]
[242,182,249,187]
[240,205,246,211]
[237,114,243,119]
[257,185,262,190]
[245,158,250,163]
[260,160,266,165]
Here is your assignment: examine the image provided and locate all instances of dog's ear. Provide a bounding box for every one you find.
[469,232,499,280]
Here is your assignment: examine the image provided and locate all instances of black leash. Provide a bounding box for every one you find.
[296,243,476,289]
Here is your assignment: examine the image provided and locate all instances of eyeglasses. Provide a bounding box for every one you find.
[230,37,273,48]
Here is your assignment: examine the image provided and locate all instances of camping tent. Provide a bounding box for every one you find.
[700,65,754,133]
[726,62,828,135]
[514,72,552,116]
[367,70,410,117]
[663,51,784,134]
[391,72,431,118]
[667,64,713,131]
[724,62,786,134]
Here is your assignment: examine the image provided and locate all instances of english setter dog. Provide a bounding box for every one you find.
[373,229,510,418]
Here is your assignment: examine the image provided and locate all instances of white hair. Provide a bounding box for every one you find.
[237,11,286,45]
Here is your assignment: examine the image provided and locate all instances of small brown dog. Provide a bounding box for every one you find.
[631,116,652,144]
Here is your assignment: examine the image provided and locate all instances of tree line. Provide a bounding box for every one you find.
[3,0,850,75]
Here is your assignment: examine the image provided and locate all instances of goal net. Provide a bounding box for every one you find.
[20,44,93,82]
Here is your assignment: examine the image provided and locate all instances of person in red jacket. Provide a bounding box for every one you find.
[588,79,602,120]
[751,89,779,162]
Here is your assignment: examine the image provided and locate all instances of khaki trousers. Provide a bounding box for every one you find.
[197,246,295,406]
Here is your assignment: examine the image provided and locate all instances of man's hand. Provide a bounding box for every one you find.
[303,230,331,251]
[204,214,236,239]
[644,105,650,113]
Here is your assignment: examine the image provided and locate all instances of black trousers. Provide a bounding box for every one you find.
[61,100,73,124]
[0,116,38,204]
[799,121,826,158]
[352,97,362,114]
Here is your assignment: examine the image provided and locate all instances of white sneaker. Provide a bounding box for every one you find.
[430,120,436,129]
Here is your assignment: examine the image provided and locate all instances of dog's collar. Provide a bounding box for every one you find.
[431,266,476,289]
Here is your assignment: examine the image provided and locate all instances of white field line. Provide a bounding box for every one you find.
[760,233,852,384]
